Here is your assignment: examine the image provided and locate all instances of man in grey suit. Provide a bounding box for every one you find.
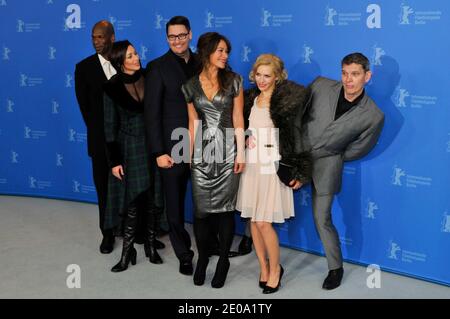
[302,53,384,290]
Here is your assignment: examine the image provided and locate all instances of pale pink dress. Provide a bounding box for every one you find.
[236,98,294,223]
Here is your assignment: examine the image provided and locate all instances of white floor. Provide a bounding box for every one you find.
[0,195,449,299]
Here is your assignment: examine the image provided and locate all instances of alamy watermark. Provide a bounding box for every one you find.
[366,264,381,288]
[66,264,81,288]
[171,123,281,174]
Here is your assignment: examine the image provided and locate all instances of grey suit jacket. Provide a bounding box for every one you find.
[302,77,384,195]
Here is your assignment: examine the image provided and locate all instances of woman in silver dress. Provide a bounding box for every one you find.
[182,32,245,288]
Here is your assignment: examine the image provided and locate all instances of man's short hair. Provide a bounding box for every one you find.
[166,16,191,34]
[341,52,370,72]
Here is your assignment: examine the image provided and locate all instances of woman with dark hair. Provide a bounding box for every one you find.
[181,32,245,288]
[103,40,163,272]
[236,54,311,293]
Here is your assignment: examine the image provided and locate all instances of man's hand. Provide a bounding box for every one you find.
[156,154,175,168]
[112,165,124,181]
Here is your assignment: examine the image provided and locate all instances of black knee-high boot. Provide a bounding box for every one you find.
[111,202,138,272]
[143,190,163,264]
[211,212,235,288]
[193,215,211,286]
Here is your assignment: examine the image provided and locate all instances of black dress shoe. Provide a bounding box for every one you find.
[322,267,344,290]
[262,265,284,294]
[100,235,115,254]
[238,235,252,255]
[179,260,194,276]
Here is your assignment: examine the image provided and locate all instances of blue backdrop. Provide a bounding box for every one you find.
[1,0,449,286]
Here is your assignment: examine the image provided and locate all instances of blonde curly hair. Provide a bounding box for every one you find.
[249,53,288,84]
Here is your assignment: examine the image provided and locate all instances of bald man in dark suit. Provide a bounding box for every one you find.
[75,21,116,253]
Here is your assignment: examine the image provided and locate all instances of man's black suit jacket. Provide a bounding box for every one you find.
[75,54,108,158]
[144,50,191,158]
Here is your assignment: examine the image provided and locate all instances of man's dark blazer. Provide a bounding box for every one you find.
[143,50,195,262]
[75,54,108,158]
[75,53,109,233]
[144,50,190,157]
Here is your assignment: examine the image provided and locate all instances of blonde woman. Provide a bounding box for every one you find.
[236,54,311,293]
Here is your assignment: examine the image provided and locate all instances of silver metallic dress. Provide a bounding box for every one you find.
[182,73,242,216]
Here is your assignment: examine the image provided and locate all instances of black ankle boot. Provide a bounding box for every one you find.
[194,257,209,286]
[111,204,138,272]
[145,209,163,264]
[211,258,230,288]
[145,235,163,264]
[111,247,137,272]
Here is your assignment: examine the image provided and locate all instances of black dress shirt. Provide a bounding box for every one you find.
[335,87,365,120]
[170,49,197,79]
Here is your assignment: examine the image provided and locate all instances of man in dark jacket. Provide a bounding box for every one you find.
[144,16,197,275]
[74,20,116,254]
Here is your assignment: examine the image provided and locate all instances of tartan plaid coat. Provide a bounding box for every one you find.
[102,73,162,230]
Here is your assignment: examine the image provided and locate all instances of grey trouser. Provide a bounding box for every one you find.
[312,187,343,270]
